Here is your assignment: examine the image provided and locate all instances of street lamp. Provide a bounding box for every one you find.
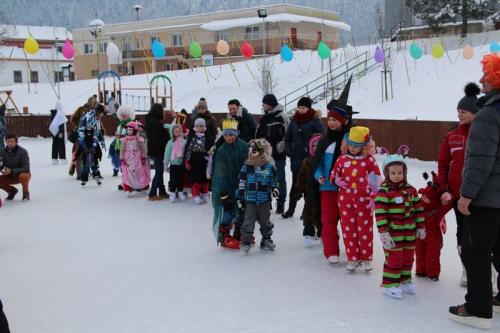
[89,19,105,77]
[133,5,143,21]
[257,9,271,94]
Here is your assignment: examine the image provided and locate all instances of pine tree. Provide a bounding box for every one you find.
[405,0,491,33]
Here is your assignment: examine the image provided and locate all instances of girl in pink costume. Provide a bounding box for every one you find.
[120,121,151,193]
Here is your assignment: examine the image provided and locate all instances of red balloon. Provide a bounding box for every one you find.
[241,41,254,59]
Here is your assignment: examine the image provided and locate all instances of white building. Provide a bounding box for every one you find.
[0,25,74,86]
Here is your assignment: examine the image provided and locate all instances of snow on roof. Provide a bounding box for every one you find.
[399,20,484,31]
[104,23,201,36]
[0,46,73,61]
[1,25,72,41]
[200,13,351,32]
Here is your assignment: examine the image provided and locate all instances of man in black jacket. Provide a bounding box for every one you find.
[226,99,257,142]
[145,103,169,200]
[256,94,290,214]
[0,134,31,201]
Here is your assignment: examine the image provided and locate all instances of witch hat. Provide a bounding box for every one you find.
[327,75,358,119]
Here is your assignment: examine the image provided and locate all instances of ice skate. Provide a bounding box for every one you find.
[193,196,202,205]
[449,304,491,330]
[94,175,102,186]
[303,235,321,248]
[383,287,403,299]
[52,159,58,165]
[346,261,358,272]
[241,243,251,254]
[81,181,87,186]
[169,193,179,203]
[260,238,276,251]
[327,256,340,264]
[402,282,416,295]
[178,192,186,201]
[362,261,373,272]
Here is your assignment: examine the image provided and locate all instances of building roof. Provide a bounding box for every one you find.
[200,13,351,32]
[1,25,72,41]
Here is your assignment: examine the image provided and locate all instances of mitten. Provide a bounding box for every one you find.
[379,232,396,250]
[417,228,426,240]
[440,218,447,235]
[272,188,280,198]
[334,177,347,189]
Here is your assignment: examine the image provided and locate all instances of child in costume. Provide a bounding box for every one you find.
[184,118,214,204]
[238,138,279,253]
[109,106,135,177]
[295,134,322,247]
[164,124,187,202]
[331,126,381,272]
[375,155,426,299]
[120,121,151,193]
[416,172,450,281]
[75,126,103,186]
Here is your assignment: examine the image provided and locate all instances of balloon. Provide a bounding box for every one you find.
[24,35,39,55]
[431,43,444,59]
[189,41,202,58]
[491,42,500,53]
[462,45,474,60]
[280,45,293,62]
[345,43,356,60]
[317,41,331,59]
[374,46,384,63]
[151,40,165,59]
[241,41,254,59]
[409,43,423,60]
[216,40,230,56]
[106,42,121,65]
[61,39,74,59]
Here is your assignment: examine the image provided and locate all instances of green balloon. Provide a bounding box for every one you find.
[189,41,202,58]
[318,41,331,59]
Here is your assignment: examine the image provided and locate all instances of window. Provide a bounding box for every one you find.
[13,71,22,83]
[173,34,183,47]
[84,43,94,54]
[30,71,39,83]
[54,71,63,83]
[165,63,173,71]
[216,30,229,41]
[245,26,260,40]
[135,38,143,50]
[99,42,107,53]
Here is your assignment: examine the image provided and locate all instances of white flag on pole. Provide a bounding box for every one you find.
[49,101,68,137]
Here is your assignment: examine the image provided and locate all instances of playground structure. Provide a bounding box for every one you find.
[97,71,173,114]
[0,90,23,115]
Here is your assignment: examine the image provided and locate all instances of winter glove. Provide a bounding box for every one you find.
[440,218,447,235]
[237,199,244,209]
[379,232,396,250]
[416,228,426,240]
[276,140,285,154]
[334,177,347,189]
[184,160,191,170]
[272,188,280,198]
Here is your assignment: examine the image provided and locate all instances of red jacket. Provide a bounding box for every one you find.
[437,124,470,199]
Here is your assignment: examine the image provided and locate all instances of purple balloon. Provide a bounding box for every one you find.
[374,46,385,64]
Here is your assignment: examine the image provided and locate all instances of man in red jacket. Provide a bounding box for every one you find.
[438,82,481,287]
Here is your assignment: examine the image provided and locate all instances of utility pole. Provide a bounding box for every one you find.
[133,5,143,21]
[461,0,469,37]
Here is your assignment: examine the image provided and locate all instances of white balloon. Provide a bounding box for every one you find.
[106,42,122,65]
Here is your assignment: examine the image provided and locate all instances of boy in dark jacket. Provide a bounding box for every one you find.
[75,126,103,186]
[238,138,279,253]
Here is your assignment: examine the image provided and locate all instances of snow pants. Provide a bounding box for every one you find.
[321,191,340,258]
[0,173,31,195]
[383,245,415,287]
[51,134,66,160]
[303,193,322,238]
[168,165,185,193]
[416,215,443,279]
[81,165,100,182]
[339,191,373,262]
[241,202,273,245]
[192,182,209,197]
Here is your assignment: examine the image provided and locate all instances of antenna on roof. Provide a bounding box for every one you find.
[133,5,143,21]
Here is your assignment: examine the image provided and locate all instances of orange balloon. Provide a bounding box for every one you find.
[463,45,474,60]
[216,40,230,56]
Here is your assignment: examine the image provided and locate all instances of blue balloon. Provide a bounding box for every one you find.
[151,40,166,59]
[280,45,293,62]
[409,42,423,60]
[490,42,500,53]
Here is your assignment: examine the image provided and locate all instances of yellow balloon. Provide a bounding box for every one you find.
[431,43,444,59]
[216,40,230,56]
[24,36,39,55]
[463,45,474,60]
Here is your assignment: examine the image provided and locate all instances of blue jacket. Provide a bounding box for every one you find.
[285,111,325,173]
[314,141,339,192]
[238,162,277,204]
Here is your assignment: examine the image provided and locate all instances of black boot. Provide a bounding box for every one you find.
[276,203,284,215]
[113,169,119,177]
[282,201,296,219]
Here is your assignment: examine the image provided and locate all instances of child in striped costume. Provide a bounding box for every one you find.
[375,155,426,299]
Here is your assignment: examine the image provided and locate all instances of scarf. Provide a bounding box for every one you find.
[293,108,316,124]
[172,137,184,160]
[313,128,346,173]
[246,154,268,166]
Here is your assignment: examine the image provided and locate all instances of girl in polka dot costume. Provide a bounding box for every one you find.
[330,126,381,272]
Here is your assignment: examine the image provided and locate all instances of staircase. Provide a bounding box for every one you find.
[278,46,391,113]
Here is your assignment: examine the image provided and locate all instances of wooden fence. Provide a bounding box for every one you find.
[5,114,456,161]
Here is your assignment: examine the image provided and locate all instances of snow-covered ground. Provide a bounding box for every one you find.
[3,31,499,121]
[1,137,499,332]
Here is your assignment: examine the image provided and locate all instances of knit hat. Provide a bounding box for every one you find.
[457,83,481,114]
[262,94,278,108]
[194,118,206,128]
[347,126,370,146]
[481,54,500,89]
[297,96,312,109]
[327,107,348,124]
[308,134,322,157]
[382,154,407,182]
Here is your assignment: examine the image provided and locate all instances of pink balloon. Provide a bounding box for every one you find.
[374,46,384,64]
[62,39,75,59]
